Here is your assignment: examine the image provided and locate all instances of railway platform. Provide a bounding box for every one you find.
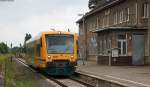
[77,60,150,87]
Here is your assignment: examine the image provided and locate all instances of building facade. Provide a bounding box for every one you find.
[77,0,150,65]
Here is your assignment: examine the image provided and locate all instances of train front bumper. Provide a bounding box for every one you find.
[44,61,76,75]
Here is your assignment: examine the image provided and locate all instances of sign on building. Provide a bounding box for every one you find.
[112,48,119,57]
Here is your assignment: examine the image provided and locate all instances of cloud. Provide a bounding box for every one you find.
[0,0,89,46]
[0,27,24,47]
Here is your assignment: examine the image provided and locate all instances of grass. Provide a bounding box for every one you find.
[0,55,6,62]
[5,59,15,87]
[0,54,7,74]
[0,54,36,87]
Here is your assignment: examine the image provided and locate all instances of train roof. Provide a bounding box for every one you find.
[26,31,77,44]
[41,31,76,35]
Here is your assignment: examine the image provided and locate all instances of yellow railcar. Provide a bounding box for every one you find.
[25,31,77,75]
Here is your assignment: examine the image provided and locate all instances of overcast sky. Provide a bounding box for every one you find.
[0,0,89,47]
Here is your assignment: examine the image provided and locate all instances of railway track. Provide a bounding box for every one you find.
[14,58,94,87]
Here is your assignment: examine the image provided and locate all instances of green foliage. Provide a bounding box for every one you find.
[23,33,32,53]
[0,55,7,73]
[5,57,36,87]
[17,79,36,87]
[5,59,16,87]
[24,33,32,42]
[0,42,9,54]
[11,47,20,54]
[88,0,99,9]
[0,55,7,62]
[0,54,12,62]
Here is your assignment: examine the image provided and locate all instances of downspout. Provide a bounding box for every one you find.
[135,0,138,25]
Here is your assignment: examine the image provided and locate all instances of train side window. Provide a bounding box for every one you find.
[40,38,42,47]
[36,44,40,56]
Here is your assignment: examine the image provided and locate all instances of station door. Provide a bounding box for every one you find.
[132,34,145,65]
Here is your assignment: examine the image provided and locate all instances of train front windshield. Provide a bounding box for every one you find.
[46,35,74,54]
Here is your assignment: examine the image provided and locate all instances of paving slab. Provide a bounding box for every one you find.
[77,60,150,87]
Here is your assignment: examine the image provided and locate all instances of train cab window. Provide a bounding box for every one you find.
[46,35,74,54]
[36,44,41,56]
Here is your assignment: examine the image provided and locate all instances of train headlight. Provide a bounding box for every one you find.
[71,56,74,59]
[48,56,51,59]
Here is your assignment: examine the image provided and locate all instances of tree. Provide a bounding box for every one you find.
[10,43,12,49]
[11,46,20,54]
[23,33,32,53]
[24,33,32,42]
[24,33,32,46]
[0,42,9,54]
[88,0,98,9]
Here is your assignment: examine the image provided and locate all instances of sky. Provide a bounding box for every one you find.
[0,0,89,47]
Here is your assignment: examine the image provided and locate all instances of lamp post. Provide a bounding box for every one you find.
[78,14,86,65]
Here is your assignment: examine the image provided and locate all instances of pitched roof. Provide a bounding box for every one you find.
[76,0,125,23]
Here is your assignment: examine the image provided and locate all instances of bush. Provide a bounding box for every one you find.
[0,42,9,54]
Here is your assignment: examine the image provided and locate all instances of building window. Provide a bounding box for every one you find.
[104,39,106,54]
[99,40,102,54]
[105,10,110,27]
[142,3,149,18]
[99,35,111,55]
[102,17,105,28]
[99,17,102,27]
[89,23,93,30]
[94,23,96,30]
[92,22,95,30]
[99,37,104,54]
[117,34,127,56]
[114,12,118,25]
[96,17,99,29]
[91,37,97,47]
[108,39,111,50]
[102,39,104,53]
[124,8,130,22]
[79,24,84,35]
[106,15,109,27]
[119,11,124,23]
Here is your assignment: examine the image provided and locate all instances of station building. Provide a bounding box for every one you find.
[77,0,150,65]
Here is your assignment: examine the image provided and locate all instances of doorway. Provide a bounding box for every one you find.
[132,34,145,65]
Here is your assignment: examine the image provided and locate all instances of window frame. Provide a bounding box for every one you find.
[142,3,149,18]
[117,34,127,56]
[114,12,118,25]
[119,11,124,23]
